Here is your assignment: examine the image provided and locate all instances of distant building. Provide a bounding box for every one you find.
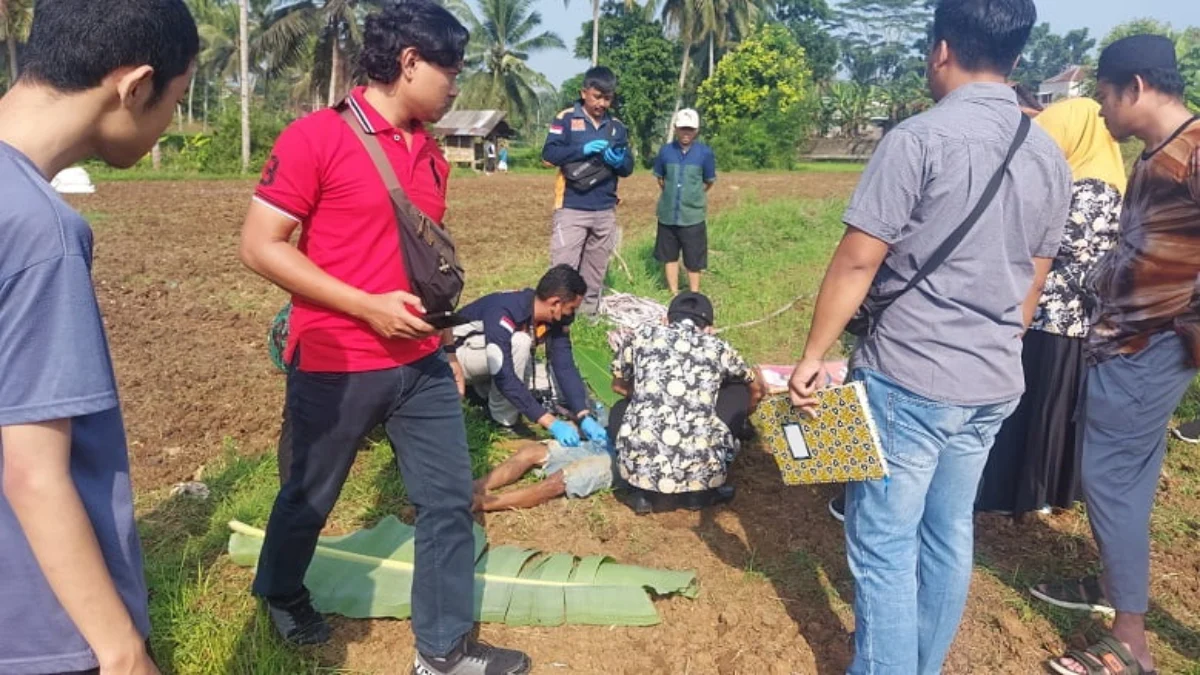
[431,110,513,171]
[1038,65,1088,105]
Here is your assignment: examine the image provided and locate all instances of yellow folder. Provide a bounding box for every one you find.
[753,384,888,485]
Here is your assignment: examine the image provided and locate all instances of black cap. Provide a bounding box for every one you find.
[1098,34,1179,82]
[668,292,715,328]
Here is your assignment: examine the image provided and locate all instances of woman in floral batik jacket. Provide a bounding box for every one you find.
[610,293,760,500]
[978,96,1125,517]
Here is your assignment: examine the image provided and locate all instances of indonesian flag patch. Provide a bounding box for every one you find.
[498,316,516,334]
[548,124,563,135]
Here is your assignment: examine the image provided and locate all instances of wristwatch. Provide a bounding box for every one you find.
[442,343,458,355]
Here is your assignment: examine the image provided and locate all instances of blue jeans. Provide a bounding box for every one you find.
[252,351,475,657]
[845,369,1018,674]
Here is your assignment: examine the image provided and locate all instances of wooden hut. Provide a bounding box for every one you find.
[431,110,513,171]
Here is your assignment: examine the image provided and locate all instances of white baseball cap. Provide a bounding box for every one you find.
[674,108,700,130]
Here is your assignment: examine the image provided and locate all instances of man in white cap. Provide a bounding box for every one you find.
[652,108,717,295]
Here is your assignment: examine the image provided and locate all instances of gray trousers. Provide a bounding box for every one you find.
[1080,331,1197,613]
[550,207,617,313]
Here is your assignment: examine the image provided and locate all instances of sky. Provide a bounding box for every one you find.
[526,0,1200,91]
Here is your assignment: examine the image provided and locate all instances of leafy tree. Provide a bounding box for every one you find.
[697,24,813,168]
[573,2,679,163]
[834,0,932,86]
[1178,27,1200,111]
[449,0,565,123]
[775,0,838,83]
[1101,18,1175,49]
[1012,23,1095,90]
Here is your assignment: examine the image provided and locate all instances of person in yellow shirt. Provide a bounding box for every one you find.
[978,95,1127,518]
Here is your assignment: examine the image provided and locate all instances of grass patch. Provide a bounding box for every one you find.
[572,197,847,366]
[139,409,509,674]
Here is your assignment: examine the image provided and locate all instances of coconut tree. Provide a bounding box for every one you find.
[447,0,565,122]
[660,0,710,141]
[0,0,33,87]
[258,0,383,107]
[239,0,250,172]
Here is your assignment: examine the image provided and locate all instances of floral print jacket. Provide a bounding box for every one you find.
[1032,178,1123,338]
[611,320,753,493]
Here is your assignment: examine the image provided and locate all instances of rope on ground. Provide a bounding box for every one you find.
[715,293,809,334]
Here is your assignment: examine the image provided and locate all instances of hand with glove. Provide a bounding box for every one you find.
[582,139,610,156]
[579,416,609,445]
[603,146,627,168]
[548,419,582,447]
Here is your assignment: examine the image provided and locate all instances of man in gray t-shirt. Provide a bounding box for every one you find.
[0,2,197,673]
[789,1,1071,672]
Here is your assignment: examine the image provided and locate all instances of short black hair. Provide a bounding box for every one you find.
[1102,68,1187,99]
[932,0,1037,76]
[535,265,588,303]
[359,0,469,83]
[20,0,198,105]
[582,66,617,95]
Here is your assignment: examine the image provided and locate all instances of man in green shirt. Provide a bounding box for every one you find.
[652,109,717,295]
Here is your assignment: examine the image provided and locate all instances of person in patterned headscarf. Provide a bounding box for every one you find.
[609,293,763,514]
[977,96,1126,519]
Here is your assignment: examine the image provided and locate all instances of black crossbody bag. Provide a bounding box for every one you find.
[845,114,1032,337]
[338,103,465,315]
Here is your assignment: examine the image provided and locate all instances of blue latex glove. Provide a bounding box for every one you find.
[549,420,581,447]
[580,416,608,444]
[582,139,610,156]
[603,146,626,168]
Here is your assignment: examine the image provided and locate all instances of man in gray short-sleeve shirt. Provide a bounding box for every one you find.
[788,1,1071,672]
[0,2,197,673]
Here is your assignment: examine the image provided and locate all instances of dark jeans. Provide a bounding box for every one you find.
[252,351,476,657]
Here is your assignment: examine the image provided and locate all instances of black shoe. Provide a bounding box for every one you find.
[414,639,531,675]
[618,487,654,515]
[681,485,736,511]
[264,588,331,645]
[828,495,845,523]
[1171,419,1200,444]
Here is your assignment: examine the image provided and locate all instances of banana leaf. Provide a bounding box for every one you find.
[572,342,621,407]
[228,517,697,626]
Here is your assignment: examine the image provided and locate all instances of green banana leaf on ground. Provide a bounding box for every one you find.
[228,517,697,626]
[572,342,621,407]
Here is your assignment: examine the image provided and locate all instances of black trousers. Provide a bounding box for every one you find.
[254,352,475,657]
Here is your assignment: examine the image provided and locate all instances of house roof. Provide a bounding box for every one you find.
[431,110,512,138]
[1044,65,1088,84]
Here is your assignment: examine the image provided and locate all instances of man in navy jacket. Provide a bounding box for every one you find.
[542,66,635,313]
[453,265,608,448]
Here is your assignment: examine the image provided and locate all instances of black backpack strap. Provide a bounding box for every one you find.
[876,114,1033,309]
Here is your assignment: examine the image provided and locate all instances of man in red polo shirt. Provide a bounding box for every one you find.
[238,3,530,674]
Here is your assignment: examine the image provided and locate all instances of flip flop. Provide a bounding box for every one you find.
[1047,635,1156,675]
[1031,575,1116,617]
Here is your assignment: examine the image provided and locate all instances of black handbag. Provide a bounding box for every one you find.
[338,105,464,315]
[561,123,624,193]
[846,114,1032,337]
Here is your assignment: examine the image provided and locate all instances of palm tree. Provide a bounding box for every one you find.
[239,0,250,172]
[708,0,771,75]
[258,0,382,108]
[447,0,564,122]
[0,0,33,87]
[660,0,709,140]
